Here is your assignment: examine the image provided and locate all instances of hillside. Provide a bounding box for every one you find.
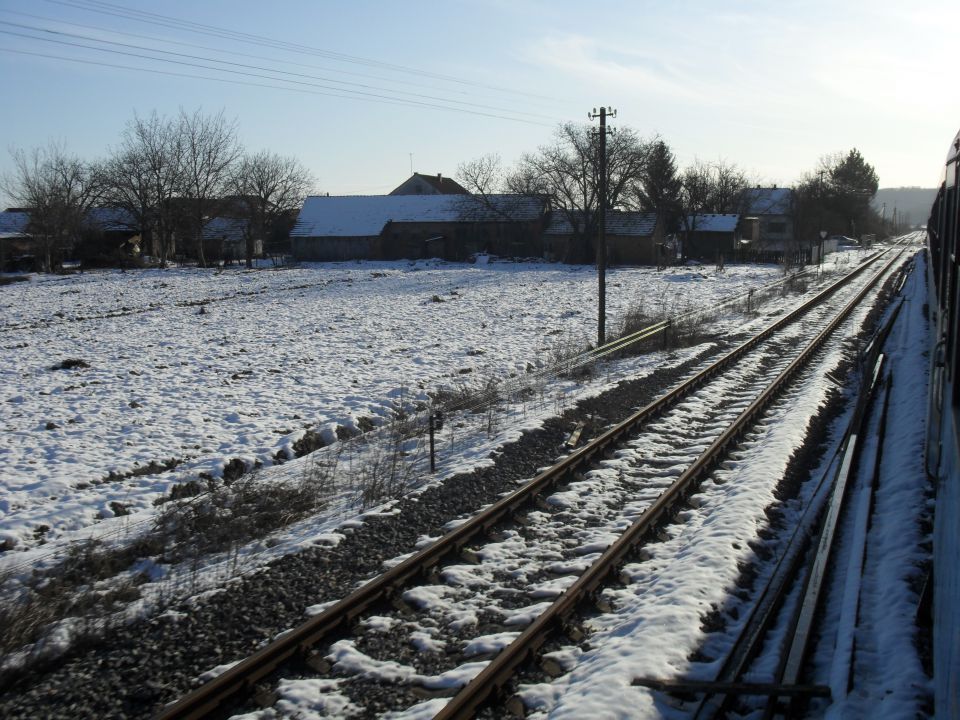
[873,187,937,227]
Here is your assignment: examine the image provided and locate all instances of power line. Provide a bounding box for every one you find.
[0,46,548,126]
[45,0,561,103]
[1,8,559,110]
[0,19,556,122]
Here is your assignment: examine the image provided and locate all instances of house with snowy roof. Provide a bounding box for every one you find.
[739,187,795,251]
[543,210,661,265]
[0,208,33,271]
[684,213,740,260]
[290,193,549,262]
[389,172,469,196]
[202,216,256,263]
[74,207,141,266]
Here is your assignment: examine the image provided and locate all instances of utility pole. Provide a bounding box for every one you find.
[589,105,616,347]
[817,170,826,268]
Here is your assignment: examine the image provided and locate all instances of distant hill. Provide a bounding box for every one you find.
[872,187,937,227]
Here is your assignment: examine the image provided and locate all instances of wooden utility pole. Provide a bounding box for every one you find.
[589,106,616,347]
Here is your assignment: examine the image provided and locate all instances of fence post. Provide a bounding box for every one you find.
[429,412,444,473]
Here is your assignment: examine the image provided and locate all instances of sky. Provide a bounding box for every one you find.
[0,0,958,207]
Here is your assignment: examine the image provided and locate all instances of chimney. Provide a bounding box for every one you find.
[437,173,442,184]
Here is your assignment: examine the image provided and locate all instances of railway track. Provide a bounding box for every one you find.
[157,248,906,719]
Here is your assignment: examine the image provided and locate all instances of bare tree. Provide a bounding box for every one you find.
[708,160,750,213]
[675,159,750,262]
[509,123,649,263]
[231,151,315,268]
[103,112,186,267]
[179,108,242,267]
[2,143,103,271]
[456,153,504,196]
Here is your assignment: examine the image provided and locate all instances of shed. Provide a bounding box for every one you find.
[543,210,659,265]
[685,213,740,260]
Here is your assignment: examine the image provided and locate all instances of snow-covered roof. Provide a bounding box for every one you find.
[689,213,739,232]
[545,210,657,237]
[742,187,792,215]
[291,194,545,238]
[86,207,138,232]
[0,209,30,238]
[203,216,248,242]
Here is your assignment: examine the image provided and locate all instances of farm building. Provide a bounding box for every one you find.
[202,216,257,263]
[740,187,795,251]
[76,207,141,265]
[290,194,548,262]
[685,213,740,260]
[543,210,660,265]
[389,172,469,196]
[0,208,33,271]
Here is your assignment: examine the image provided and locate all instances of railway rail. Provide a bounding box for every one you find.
[157,247,906,720]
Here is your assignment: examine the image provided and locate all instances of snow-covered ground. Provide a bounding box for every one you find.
[0,242,935,719]
[2,256,813,558]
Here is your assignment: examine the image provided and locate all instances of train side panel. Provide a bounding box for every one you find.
[929,128,960,720]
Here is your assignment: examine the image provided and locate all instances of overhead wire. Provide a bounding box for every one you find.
[45,0,561,103]
[0,19,556,122]
[0,7,559,109]
[0,38,553,127]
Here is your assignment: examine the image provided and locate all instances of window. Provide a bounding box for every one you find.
[767,221,787,233]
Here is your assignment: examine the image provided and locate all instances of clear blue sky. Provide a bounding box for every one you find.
[1,0,958,207]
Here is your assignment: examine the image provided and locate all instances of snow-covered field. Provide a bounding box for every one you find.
[0,244,934,720]
[1,257,805,556]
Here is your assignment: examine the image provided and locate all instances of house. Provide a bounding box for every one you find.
[685,213,740,260]
[290,194,548,262]
[740,187,795,251]
[389,172,469,196]
[0,208,33,271]
[543,210,660,265]
[202,216,258,263]
[70,207,141,266]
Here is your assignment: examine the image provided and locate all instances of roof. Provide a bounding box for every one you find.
[86,207,138,232]
[0,209,30,238]
[389,173,469,195]
[291,194,546,238]
[742,187,792,215]
[689,213,739,232]
[203,216,248,242]
[414,173,468,195]
[545,210,657,237]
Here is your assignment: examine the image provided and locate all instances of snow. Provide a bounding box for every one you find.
[687,213,739,232]
[292,194,543,237]
[0,258,792,559]
[2,244,933,719]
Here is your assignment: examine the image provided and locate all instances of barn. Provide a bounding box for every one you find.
[290,194,548,262]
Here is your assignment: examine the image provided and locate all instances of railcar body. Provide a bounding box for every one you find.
[927,128,960,719]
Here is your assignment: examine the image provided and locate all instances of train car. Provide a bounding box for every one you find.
[927,128,960,719]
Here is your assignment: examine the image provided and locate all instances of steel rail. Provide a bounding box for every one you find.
[689,260,910,720]
[432,250,904,719]
[154,250,891,720]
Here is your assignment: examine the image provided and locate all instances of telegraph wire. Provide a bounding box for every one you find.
[0,19,555,122]
[46,0,561,103]
[0,8,554,110]
[0,46,552,126]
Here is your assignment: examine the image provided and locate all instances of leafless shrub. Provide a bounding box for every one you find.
[0,540,155,677]
[348,415,424,510]
[155,462,338,562]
